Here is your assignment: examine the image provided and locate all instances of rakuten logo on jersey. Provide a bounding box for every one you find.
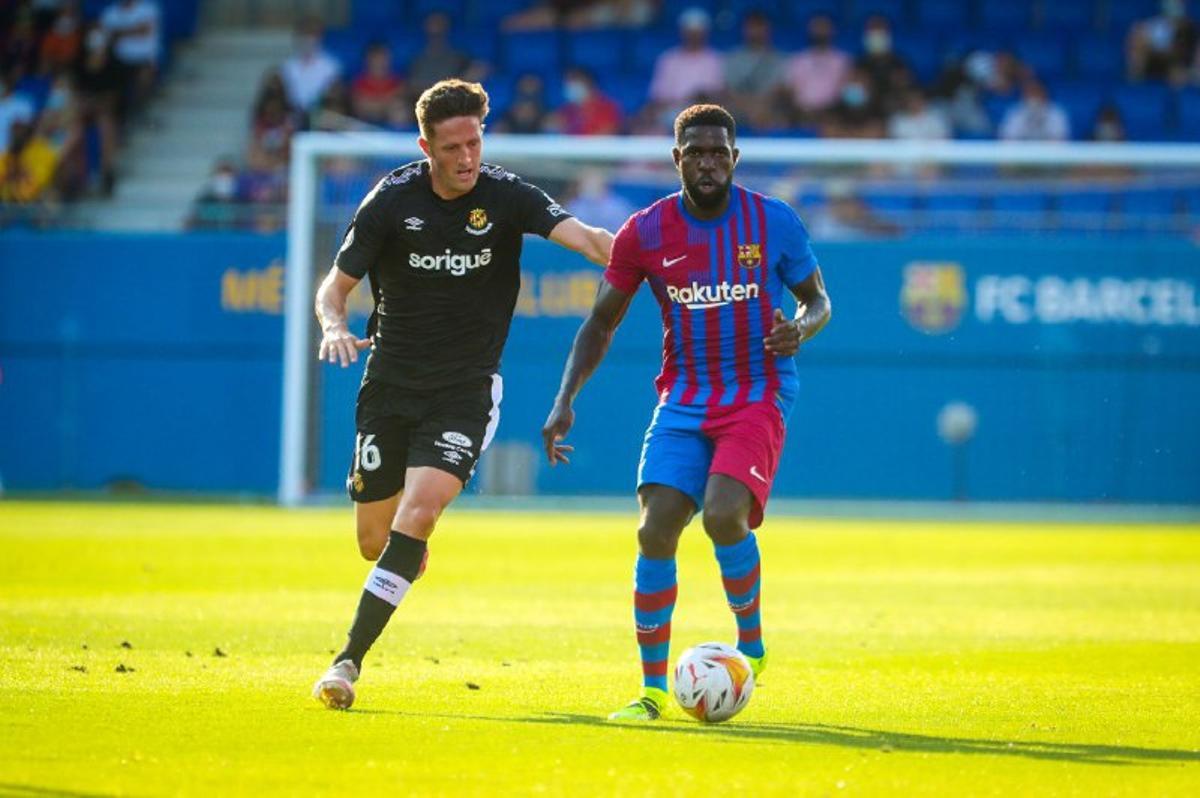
[666,281,760,310]
[408,248,492,276]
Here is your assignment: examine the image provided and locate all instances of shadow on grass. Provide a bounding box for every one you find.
[0,784,122,798]
[350,709,1200,767]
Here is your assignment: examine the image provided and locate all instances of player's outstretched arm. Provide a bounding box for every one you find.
[315,266,372,367]
[548,217,615,267]
[541,281,634,465]
[764,265,831,356]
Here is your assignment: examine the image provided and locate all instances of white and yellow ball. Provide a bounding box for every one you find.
[673,642,755,723]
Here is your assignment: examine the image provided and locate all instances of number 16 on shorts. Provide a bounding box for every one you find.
[356,433,382,471]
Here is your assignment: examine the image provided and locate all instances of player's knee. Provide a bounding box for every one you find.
[637,523,681,558]
[394,502,442,538]
[356,521,389,560]
[702,503,748,545]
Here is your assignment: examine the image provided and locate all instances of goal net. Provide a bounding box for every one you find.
[282,133,1200,506]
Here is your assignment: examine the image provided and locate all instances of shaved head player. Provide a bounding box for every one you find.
[542,104,831,720]
[313,79,613,709]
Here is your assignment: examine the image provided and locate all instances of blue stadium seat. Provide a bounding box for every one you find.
[1073,34,1123,81]
[352,1,403,31]
[632,31,677,75]
[1109,84,1172,141]
[1185,190,1200,216]
[1040,0,1098,32]
[596,73,648,116]
[449,28,496,65]
[979,0,1033,31]
[1016,35,1068,80]
[916,0,970,32]
[388,30,424,66]
[852,0,910,26]
[1121,191,1179,217]
[861,193,915,213]
[992,193,1049,213]
[983,95,1016,129]
[500,30,562,76]
[1102,0,1159,33]
[785,0,848,26]
[412,0,467,20]
[1052,82,1107,136]
[468,0,533,27]
[1055,192,1115,215]
[1176,89,1200,140]
[324,29,369,76]
[923,194,983,212]
[565,30,630,76]
[894,32,945,82]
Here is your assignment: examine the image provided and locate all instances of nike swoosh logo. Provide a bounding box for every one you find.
[662,254,687,268]
[749,466,768,484]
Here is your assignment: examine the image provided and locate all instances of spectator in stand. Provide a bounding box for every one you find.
[558,67,622,135]
[647,8,724,107]
[821,67,886,138]
[503,0,655,30]
[407,12,483,99]
[39,2,83,75]
[3,6,41,78]
[247,93,296,172]
[312,80,358,131]
[807,180,901,240]
[100,0,160,117]
[964,49,1027,100]
[191,158,243,231]
[782,14,851,123]
[0,71,36,153]
[856,16,911,107]
[495,72,551,134]
[73,24,121,194]
[351,41,403,126]
[280,18,340,117]
[931,56,992,136]
[0,119,59,202]
[1127,0,1197,83]
[566,167,634,232]
[999,79,1070,141]
[37,71,84,198]
[723,10,786,130]
[888,89,949,140]
[1090,104,1126,141]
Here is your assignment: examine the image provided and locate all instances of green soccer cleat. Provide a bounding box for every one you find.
[607,687,669,721]
[745,648,768,680]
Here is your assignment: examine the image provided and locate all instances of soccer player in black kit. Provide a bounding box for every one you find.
[312,79,613,709]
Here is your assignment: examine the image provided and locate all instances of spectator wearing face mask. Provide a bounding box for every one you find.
[1090,105,1126,142]
[856,16,910,104]
[559,67,623,135]
[999,80,1070,142]
[1127,0,1198,83]
[822,67,886,138]
[782,14,851,122]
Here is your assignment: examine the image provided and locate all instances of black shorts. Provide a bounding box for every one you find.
[346,375,502,502]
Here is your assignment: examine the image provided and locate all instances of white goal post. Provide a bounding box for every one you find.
[281,132,1200,506]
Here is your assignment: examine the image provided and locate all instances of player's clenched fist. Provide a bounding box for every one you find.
[541,402,576,466]
[318,325,372,367]
[763,308,802,357]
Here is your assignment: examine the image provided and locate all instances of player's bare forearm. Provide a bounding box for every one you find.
[315,266,371,367]
[555,316,616,407]
[549,217,614,267]
[794,266,831,344]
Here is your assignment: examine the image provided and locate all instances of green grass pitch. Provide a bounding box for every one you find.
[1,500,1198,796]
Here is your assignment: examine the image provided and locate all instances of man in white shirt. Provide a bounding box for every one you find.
[0,76,36,153]
[101,0,160,117]
[999,80,1070,142]
[281,19,342,116]
[888,90,950,140]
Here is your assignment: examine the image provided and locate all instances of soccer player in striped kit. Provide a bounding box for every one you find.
[542,104,831,720]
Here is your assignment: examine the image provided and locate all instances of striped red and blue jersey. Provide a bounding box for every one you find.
[604,185,818,411]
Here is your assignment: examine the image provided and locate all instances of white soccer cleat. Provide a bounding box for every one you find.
[312,659,359,710]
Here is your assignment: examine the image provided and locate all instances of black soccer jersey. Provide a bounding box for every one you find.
[334,160,573,389]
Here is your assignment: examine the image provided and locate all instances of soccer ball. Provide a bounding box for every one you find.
[673,642,755,723]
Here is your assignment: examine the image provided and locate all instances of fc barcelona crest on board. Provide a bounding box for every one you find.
[901,261,966,334]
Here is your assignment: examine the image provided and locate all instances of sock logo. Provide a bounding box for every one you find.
[363,566,411,606]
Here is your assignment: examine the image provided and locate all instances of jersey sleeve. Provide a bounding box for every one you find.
[333,181,392,279]
[512,178,573,238]
[602,216,644,294]
[775,202,818,286]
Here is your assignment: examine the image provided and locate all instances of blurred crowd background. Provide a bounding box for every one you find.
[2,0,1200,234]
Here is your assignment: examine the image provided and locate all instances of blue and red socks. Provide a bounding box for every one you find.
[633,555,677,693]
[714,532,764,659]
